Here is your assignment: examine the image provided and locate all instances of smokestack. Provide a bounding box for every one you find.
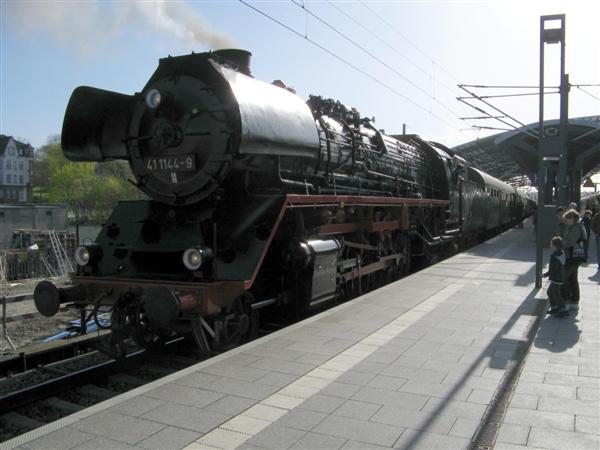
[212,49,252,76]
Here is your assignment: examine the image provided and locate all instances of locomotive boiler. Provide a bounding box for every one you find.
[33,49,528,355]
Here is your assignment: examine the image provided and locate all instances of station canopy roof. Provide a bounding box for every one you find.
[451,115,600,185]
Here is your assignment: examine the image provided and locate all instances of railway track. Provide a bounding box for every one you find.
[0,227,504,444]
[0,338,201,442]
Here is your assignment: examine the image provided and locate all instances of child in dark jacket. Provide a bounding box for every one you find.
[543,236,568,317]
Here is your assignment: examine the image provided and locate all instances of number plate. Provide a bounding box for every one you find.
[145,155,196,172]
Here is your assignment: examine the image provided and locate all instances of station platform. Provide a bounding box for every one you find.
[3,224,599,450]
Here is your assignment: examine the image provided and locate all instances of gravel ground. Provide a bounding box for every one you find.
[1,276,80,352]
[4,309,81,350]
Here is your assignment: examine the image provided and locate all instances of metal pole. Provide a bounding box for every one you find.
[536,14,567,288]
[535,15,545,288]
[557,65,569,204]
[1,296,16,352]
[1,296,6,341]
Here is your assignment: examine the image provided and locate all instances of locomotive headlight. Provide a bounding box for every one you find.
[74,245,103,267]
[74,246,90,266]
[182,247,213,271]
[145,89,162,109]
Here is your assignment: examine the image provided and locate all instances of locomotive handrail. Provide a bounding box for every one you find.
[284,194,449,206]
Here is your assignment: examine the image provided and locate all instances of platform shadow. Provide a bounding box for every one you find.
[397,287,544,450]
[587,270,600,284]
[534,314,581,353]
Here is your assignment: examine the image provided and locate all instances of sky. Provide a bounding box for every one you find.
[1,0,599,150]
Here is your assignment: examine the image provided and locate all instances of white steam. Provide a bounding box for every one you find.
[133,1,236,50]
[4,1,235,59]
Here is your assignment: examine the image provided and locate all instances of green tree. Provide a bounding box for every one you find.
[42,137,142,223]
[32,135,61,197]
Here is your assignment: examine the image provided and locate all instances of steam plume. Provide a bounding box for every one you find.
[133,1,236,50]
[4,1,235,59]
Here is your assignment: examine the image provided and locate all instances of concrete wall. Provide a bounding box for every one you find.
[0,204,68,247]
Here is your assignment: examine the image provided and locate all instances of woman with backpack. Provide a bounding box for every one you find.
[561,209,587,311]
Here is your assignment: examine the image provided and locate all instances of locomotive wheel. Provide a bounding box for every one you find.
[130,302,168,353]
[389,232,411,279]
[371,269,390,289]
[217,295,255,351]
[191,316,212,358]
[99,302,128,359]
[190,294,258,356]
[400,234,411,276]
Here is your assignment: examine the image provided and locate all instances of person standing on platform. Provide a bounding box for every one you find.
[591,209,600,271]
[561,210,587,311]
[582,210,592,259]
[556,206,567,236]
[543,236,568,317]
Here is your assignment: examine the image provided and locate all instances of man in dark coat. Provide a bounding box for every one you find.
[561,210,587,311]
[591,209,600,271]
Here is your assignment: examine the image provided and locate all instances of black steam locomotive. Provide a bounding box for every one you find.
[34,49,529,355]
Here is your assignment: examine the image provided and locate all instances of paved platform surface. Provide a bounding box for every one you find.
[495,242,599,450]
[3,225,598,450]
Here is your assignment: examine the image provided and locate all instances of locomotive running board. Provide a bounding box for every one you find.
[244,194,449,290]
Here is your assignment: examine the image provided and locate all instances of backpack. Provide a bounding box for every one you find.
[569,223,587,264]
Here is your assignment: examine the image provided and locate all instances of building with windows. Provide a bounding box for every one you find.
[0,135,34,203]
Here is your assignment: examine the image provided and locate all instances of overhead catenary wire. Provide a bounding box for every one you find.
[359,0,461,84]
[461,83,599,89]
[458,85,539,139]
[459,91,560,100]
[289,0,465,124]
[457,97,531,137]
[471,125,513,131]
[238,0,461,136]
[462,91,560,100]
[576,86,600,102]
[460,82,600,136]
[325,0,459,97]
[460,84,560,89]
[460,115,507,120]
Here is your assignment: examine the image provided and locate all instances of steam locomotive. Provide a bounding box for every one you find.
[33,49,529,355]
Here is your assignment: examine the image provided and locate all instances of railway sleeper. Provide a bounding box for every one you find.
[108,373,148,388]
[41,397,84,415]
[0,411,44,432]
[77,384,117,400]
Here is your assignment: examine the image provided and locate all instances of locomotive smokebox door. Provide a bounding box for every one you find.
[127,71,234,206]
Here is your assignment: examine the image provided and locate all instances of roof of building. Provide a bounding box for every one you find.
[452,116,600,183]
[0,134,34,158]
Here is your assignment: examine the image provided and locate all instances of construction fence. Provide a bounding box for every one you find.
[0,231,75,282]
